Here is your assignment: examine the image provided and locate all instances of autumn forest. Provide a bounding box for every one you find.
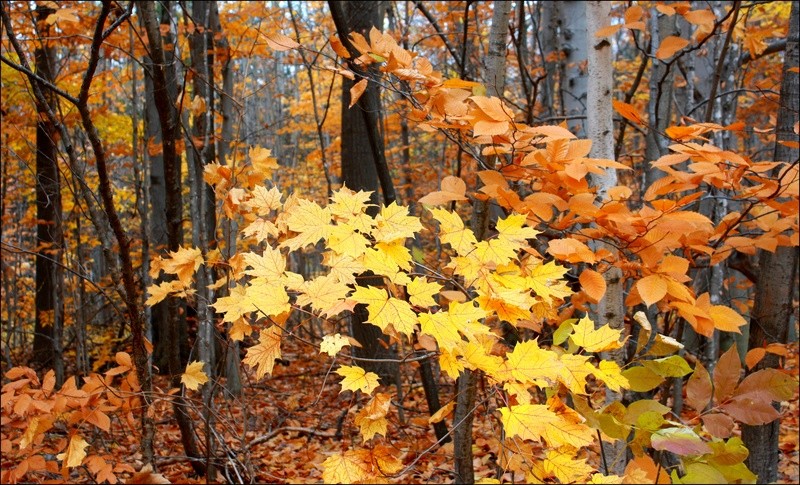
[0,0,798,483]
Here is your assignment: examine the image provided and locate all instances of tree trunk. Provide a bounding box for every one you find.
[31,4,64,386]
[742,2,799,481]
[328,0,401,384]
[556,1,587,136]
[586,1,627,475]
[454,3,512,483]
[138,0,203,475]
[188,1,220,479]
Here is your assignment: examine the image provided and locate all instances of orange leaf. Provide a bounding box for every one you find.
[579,269,606,302]
[612,100,646,125]
[713,344,741,403]
[595,24,622,38]
[546,238,597,264]
[708,305,747,333]
[330,35,351,58]
[349,79,368,108]
[745,348,766,369]
[418,176,468,205]
[656,36,690,59]
[636,275,668,307]
[264,32,300,51]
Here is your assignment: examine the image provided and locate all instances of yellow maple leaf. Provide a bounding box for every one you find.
[181,361,209,391]
[496,212,539,244]
[526,260,572,304]
[460,340,502,375]
[242,326,283,379]
[418,311,462,352]
[296,274,351,316]
[506,340,563,387]
[354,392,391,441]
[592,360,629,393]
[242,218,278,242]
[541,450,595,483]
[57,434,88,469]
[229,317,253,341]
[350,285,417,336]
[588,472,624,484]
[373,202,423,242]
[362,247,410,285]
[322,451,372,484]
[336,365,380,395]
[281,198,332,250]
[243,247,286,280]
[161,246,204,285]
[328,222,371,259]
[145,280,186,306]
[407,276,442,308]
[245,279,291,317]
[375,240,413,270]
[319,333,350,356]
[213,285,253,322]
[439,348,464,379]
[558,354,594,394]
[328,186,376,234]
[500,404,559,442]
[245,185,283,215]
[474,238,517,267]
[249,146,279,178]
[430,207,477,255]
[569,315,625,353]
[323,251,365,285]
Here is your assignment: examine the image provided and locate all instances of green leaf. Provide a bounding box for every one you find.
[621,366,664,392]
[641,355,692,377]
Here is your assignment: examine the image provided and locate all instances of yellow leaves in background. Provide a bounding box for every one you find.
[181,361,208,391]
[336,365,380,395]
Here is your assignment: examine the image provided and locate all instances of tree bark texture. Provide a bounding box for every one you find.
[742,2,799,481]
[32,4,64,385]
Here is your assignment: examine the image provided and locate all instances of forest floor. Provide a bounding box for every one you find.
[138,337,800,484]
[3,335,797,483]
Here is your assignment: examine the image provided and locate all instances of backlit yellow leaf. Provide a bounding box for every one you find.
[320,333,350,356]
[242,326,283,379]
[569,315,624,353]
[57,434,88,469]
[181,361,209,391]
[336,365,380,395]
[322,451,371,484]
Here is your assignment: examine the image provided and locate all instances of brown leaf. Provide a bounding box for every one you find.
[701,413,734,438]
[686,361,712,411]
[714,344,741,403]
[125,465,171,484]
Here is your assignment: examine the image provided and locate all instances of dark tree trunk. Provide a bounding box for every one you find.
[32,4,64,386]
[139,0,203,476]
[328,0,401,384]
[742,2,799,481]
